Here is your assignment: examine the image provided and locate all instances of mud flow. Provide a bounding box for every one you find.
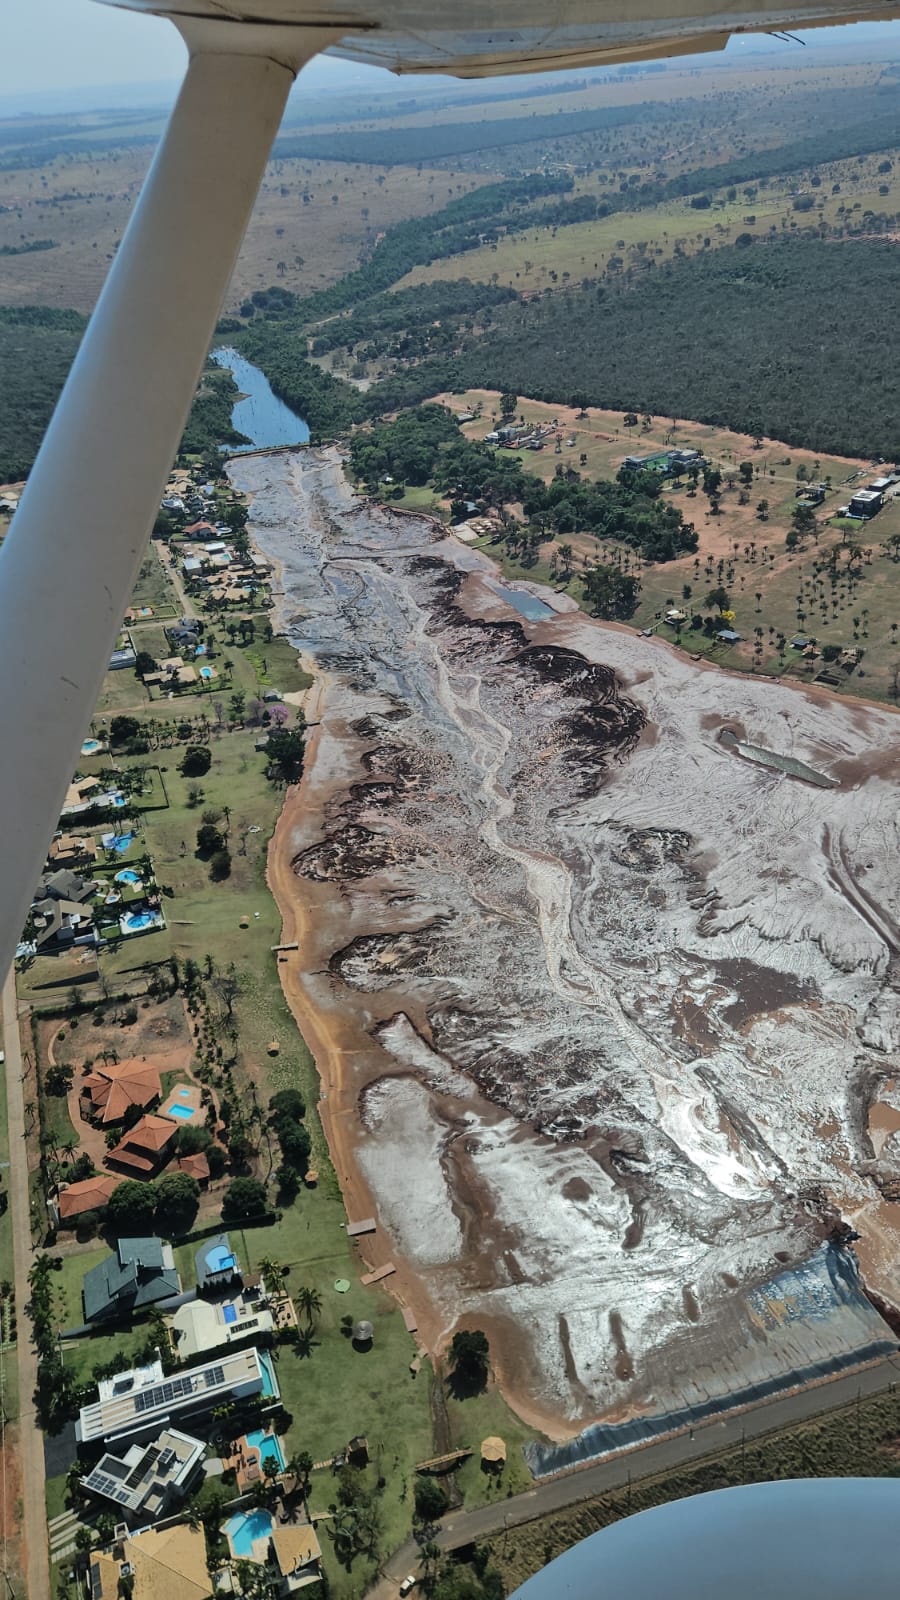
[232,448,900,1459]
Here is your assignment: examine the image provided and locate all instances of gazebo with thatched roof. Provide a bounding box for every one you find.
[481,1437,507,1469]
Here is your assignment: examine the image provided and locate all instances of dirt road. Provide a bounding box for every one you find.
[2,969,49,1600]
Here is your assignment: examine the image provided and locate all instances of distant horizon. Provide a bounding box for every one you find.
[6,9,900,120]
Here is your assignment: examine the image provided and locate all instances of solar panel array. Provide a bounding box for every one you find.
[84,1468,134,1507]
[130,1363,227,1415]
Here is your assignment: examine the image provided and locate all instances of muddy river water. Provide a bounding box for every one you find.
[230,447,900,1462]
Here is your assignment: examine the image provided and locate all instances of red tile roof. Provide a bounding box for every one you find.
[107,1114,177,1174]
[80,1059,161,1125]
[58,1174,120,1219]
[177,1153,210,1182]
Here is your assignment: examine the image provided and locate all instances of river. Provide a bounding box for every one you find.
[228,443,900,1465]
[211,346,309,450]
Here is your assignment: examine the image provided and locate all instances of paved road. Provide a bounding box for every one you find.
[2,968,50,1600]
[369,1347,900,1600]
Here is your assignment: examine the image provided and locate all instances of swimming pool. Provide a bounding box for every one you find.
[115,868,142,884]
[245,1428,285,1471]
[111,792,127,808]
[81,738,102,754]
[224,1508,273,1559]
[223,1303,237,1324]
[167,1103,194,1119]
[119,908,164,934]
[101,831,135,854]
[206,1244,237,1273]
[199,665,213,680]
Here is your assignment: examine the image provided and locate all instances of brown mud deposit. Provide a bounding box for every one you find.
[238,447,900,1449]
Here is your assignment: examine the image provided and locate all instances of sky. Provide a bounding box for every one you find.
[7,0,900,114]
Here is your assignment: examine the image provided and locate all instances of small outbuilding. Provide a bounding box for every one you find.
[481,1436,507,1469]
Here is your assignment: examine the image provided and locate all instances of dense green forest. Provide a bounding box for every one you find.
[0,309,245,481]
[178,365,248,458]
[272,100,693,166]
[363,237,900,458]
[308,279,517,363]
[0,305,87,481]
[349,405,697,562]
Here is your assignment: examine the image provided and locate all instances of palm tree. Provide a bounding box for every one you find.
[259,1257,284,1298]
[296,1285,322,1327]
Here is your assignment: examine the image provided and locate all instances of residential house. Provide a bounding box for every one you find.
[269,1524,323,1593]
[107,1113,179,1177]
[169,1292,274,1361]
[82,1236,181,1323]
[182,557,203,579]
[80,1058,162,1125]
[88,1523,210,1600]
[47,833,97,868]
[76,1347,277,1447]
[31,896,96,951]
[110,645,137,670]
[55,1173,121,1227]
[176,1151,210,1185]
[36,868,95,904]
[182,519,218,540]
[716,629,741,644]
[81,1427,205,1523]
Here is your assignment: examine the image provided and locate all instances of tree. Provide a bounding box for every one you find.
[287,1449,313,1492]
[110,715,141,745]
[221,1176,268,1221]
[705,586,730,611]
[570,390,589,417]
[582,565,640,620]
[297,1285,323,1326]
[448,1328,490,1393]
[623,411,638,428]
[230,689,247,724]
[756,498,769,520]
[196,821,224,855]
[154,1171,200,1232]
[498,390,517,419]
[415,1477,449,1522]
[180,745,212,777]
[259,1257,284,1297]
[266,726,305,782]
[739,461,754,486]
[210,848,232,881]
[134,650,157,679]
[106,1179,157,1232]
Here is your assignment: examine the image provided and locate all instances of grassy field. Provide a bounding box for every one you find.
[398,145,900,292]
[0,148,489,314]
[421,387,900,702]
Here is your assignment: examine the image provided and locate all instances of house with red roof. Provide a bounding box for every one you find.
[80,1059,162,1126]
[107,1114,178,1177]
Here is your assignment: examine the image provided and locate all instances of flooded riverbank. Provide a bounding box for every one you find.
[231,446,900,1454]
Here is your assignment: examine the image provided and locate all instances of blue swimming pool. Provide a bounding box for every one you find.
[206,1244,237,1273]
[223,1303,237,1324]
[81,738,102,754]
[120,908,164,934]
[101,830,135,854]
[115,868,141,884]
[225,1509,274,1559]
[199,665,213,680]
[246,1428,285,1471]
[111,792,127,808]
[167,1103,194,1119]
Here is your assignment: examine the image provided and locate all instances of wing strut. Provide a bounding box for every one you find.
[0,30,334,979]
